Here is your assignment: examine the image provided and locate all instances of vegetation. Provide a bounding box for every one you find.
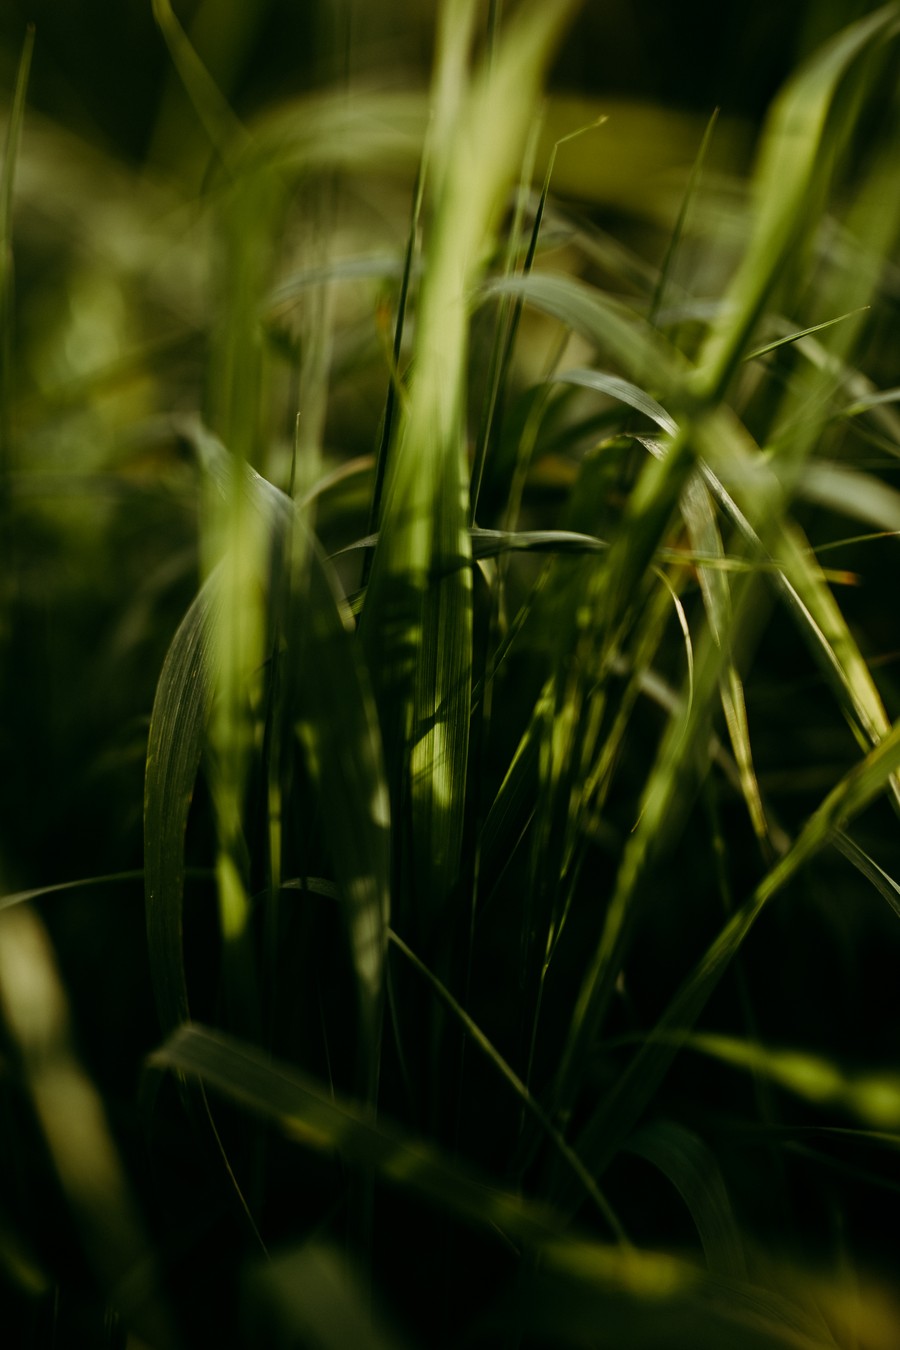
[3,1,900,1344]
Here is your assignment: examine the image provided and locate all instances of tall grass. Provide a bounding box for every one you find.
[3,1,900,1345]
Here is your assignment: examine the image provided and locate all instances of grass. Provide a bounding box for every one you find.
[3,1,900,1345]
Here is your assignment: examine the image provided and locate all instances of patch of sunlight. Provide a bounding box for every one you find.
[414,718,453,812]
[546,1240,694,1299]
[346,879,384,995]
[853,1075,900,1128]
[370,779,391,830]
[217,853,249,941]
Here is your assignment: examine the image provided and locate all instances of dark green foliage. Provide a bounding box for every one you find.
[3,3,900,1346]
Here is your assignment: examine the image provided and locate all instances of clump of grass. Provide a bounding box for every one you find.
[4,2,900,1346]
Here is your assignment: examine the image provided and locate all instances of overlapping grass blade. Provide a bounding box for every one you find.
[146,434,390,1073]
[625,1120,747,1278]
[388,928,625,1239]
[360,0,581,935]
[695,3,900,402]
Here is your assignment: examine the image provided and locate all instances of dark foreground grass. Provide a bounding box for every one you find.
[3,2,900,1346]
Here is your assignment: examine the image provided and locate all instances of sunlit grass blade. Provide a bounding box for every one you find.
[555,368,678,435]
[677,1032,900,1131]
[360,0,581,937]
[744,307,869,362]
[483,1239,848,1350]
[796,461,900,533]
[0,907,177,1346]
[695,3,900,402]
[679,475,768,843]
[687,422,900,811]
[245,1242,409,1350]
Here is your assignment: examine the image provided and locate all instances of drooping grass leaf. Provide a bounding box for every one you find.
[625,1120,748,1279]
[152,1021,570,1248]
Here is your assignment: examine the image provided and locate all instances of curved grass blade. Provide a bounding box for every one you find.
[624,1120,747,1279]
[832,831,900,922]
[145,578,217,1036]
[487,271,680,394]
[679,474,768,843]
[555,368,678,436]
[0,871,146,913]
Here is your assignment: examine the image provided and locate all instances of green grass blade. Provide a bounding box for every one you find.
[832,832,900,922]
[145,580,215,1036]
[361,0,581,935]
[286,530,392,1079]
[0,908,177,1346]
[744,307,869,362]
[246,1243,409,1350]
[695,3,900,402]
[492,1240,847,1350]
[0,25,33,482]
[388,929,625,1240]
[679,475,768,843]
[152,1021,571,1249]
[624,1120,747,1279]
[648,107,719,327]
[151,0,248,165]
[679,1032,900,1131]
[564,714,900,1196]
[555,368,678,435]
